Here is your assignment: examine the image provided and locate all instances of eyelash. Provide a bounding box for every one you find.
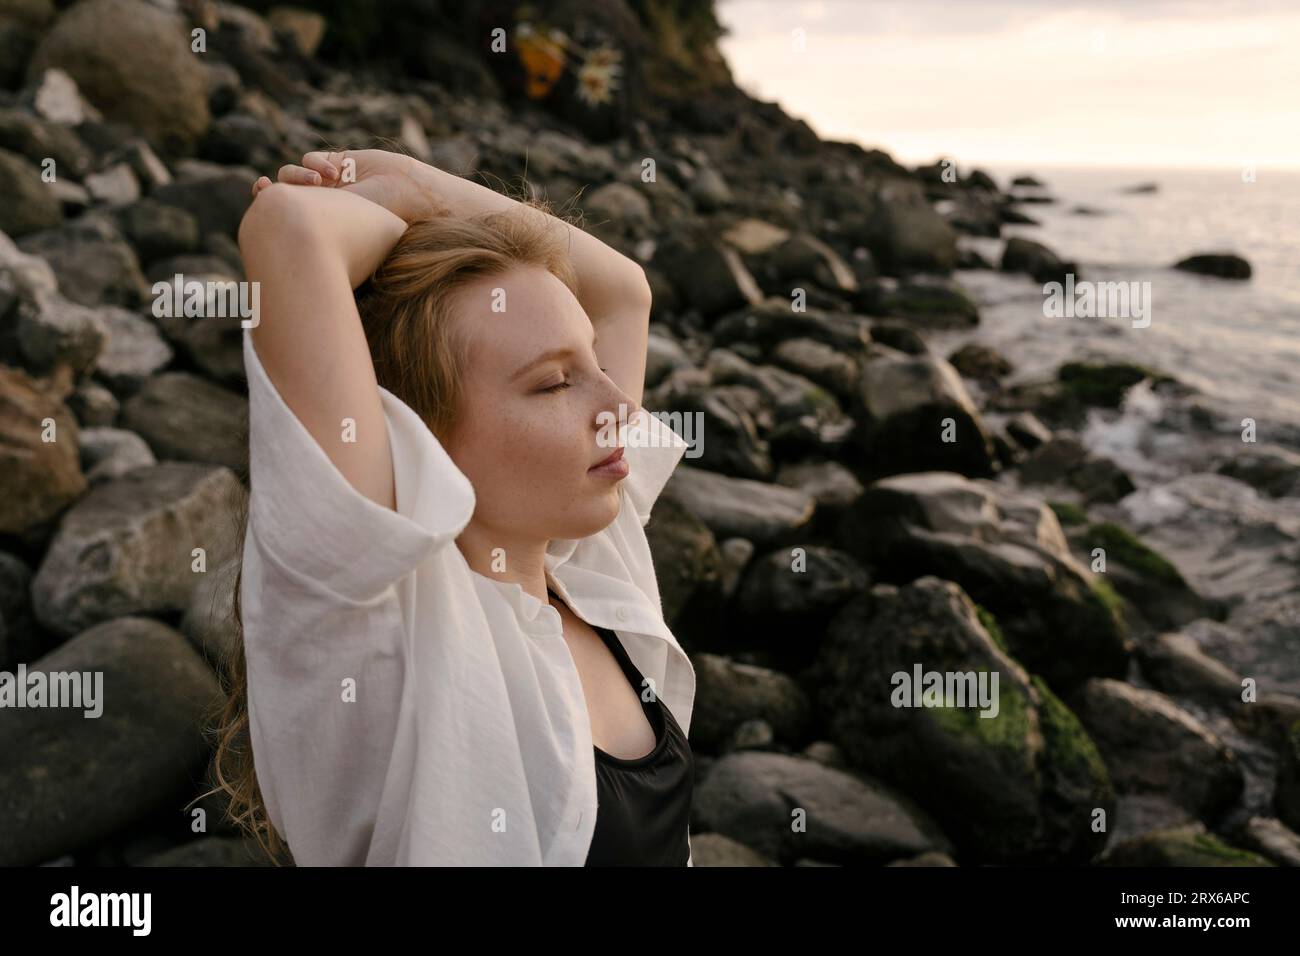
[543,368,606,393]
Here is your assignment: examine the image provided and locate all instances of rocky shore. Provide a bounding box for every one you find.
[1,0,1297,867]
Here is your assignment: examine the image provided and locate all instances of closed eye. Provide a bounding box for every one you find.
[541,368,606,394]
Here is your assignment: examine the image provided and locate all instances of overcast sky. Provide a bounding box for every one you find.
[716,0,1300,170]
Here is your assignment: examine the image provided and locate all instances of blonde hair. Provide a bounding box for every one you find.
[199,197,580,863]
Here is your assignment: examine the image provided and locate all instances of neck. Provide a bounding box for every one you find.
[455,520,552,605]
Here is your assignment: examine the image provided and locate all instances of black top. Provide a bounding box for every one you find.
[548,589,693,866]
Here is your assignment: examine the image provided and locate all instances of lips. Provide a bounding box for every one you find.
[589,446,625,470]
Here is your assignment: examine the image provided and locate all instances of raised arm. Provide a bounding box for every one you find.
[289,149,653,410]
[237,182,407,511]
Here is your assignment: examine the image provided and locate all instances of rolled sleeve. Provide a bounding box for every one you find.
[621,407,691,526]
[243,330,476,605]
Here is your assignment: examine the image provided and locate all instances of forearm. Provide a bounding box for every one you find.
[239,183,407,290]
[417,166,652,328]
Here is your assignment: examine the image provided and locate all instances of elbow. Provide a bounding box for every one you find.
[238,182,316,262]
[628,265,653,319]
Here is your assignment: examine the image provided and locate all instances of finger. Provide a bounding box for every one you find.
[251,175,272,198]
[301,151,342,183]
[276,164,322,186]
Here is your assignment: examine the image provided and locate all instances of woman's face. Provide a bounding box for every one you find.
[443,264,641,547]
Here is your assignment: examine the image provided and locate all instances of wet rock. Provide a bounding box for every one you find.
[0,616,222,866]
[693,749,954,865]
[83,162,139,206]
[0,106,92,177]
[689,654,813,752]
[1098,823,1272,866]
[1234,816,1300,867]
[78,425,155,485]
[119,372,248,471]
[0,146,61,236]
[770,337,860,402]
[948,342,1012,382]
[14,292,107,376]
[1058,360,1170,408]
[774,459,864,537]
[93,305,174,395]
[66,379,117,427]
[1214,444,1300,498]
[1069,677,1243,821]
[17,216,148,307]
[1136,631,1243,708]
[662,465,815,547]
[117,199,200,265]
[654,227,763,317]
[1005,411,1052,450]
[844,472,1130,690]
[810,577,1114,864]
[1174,253,1251,280]
[712,298,872,357]
[732,545,869,668]
[151,162,260,239]
[1070,521,1209,629]
[28,0,210,152]
[867,180,957,273]
[1020,435,1135,504]
[854,348,997,478]
[644,496,722,633]
[855,275,979,329]
[31,461,244,636]
[1001,235,1077,284]
[0,364,87,535]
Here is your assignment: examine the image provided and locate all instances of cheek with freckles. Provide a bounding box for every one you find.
[461,402,618,538]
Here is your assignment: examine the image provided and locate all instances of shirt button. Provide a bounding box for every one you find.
[616,606,629,621]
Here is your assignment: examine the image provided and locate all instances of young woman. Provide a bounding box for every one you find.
[209,148,697,866]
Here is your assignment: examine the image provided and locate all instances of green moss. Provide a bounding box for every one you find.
[1058,361,1169,408]
[974,604,1011,655]
[927,667,1032,753]
[1031,675,1110,786]
[1088,576,1125,623]
[1049,500,1088,527]
[1184,832,1272,866]
[1084,522,1185,587]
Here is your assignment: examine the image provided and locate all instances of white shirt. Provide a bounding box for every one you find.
[239,329,696,866]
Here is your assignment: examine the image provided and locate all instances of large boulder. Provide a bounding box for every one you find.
[1068,678,1243,823]
[661,465,815,547]
[853,348,998,478]
[31,461,244,636]
[809,577,1114,864]
[1098,823,1273,866]
[28,0,210,153]
[692,750,955,865]
[1001,236,1077,284]
[0,616,222,865]
[1174,253,1251,280]
[865,180,957,274]
[119,372,248,471]
[843,471,1131,690]
[688,654,813,753]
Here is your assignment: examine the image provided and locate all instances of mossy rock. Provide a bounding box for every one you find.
[974,604,1011,655]
[1083,522,1185,587]
[1100,825,1275,866]
[1058,361,1173,408]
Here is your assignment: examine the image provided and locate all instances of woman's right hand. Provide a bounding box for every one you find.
[252,149,441,224]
